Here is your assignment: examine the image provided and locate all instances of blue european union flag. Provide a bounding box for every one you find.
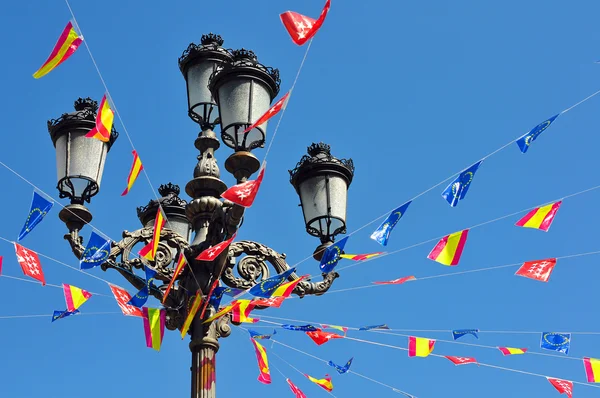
[51,309,80,322]
[248,268,295,298]
[18,192,53,241]
[249,329,277,340]
[328,357,353,374]
[80,232,112,270]
[441,161,483,207]
[320,236,349,273]
[127,266,157,308]
[516,115,559,153]
[370,201,411,246]
[452,329,479,340]
[209,286,246,308]
[359,324,390,331]
[282,324,318,332]
[540,332,570,354]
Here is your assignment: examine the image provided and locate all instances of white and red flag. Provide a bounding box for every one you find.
[547,377,573,398]
[243,92,290,134]
[109,284,144,317]
[515,258,557,283]
[14,243,45,285]
[196,234,237,261]
[221,164,266,208]
[445,356,477,366]
[280,0,331,46]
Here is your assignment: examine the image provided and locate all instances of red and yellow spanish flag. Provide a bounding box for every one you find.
[231,300,259,323]
[498,347,527,356]
[304,374,333,392]
[122,150,143,196]
[181,291,203,339]
[271,275,308,298]
[63,283,92,311]
[143,307,165,351]
[584,357,600,382]
[340,252,384,261]
[33,21,82,79]
[203,301,240,324]
[408,336,435,357]
[250,338,271,384]
[162,253,187,303]
[515,201,562,232]
[86,94,114,142]
[427,229,469,266]
[139,208,166,261]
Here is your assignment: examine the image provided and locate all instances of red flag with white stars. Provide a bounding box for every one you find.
[196,234,237,261]
[243,92,290,134]
[445,356,477,365]
[14,243,45,285]
[286,378,307,398]
[109,284,144,317]
[306,329,344,346]
[547,377,573,398]
[252,296,285,308]
[515,258,557,282]
[280,0,331,46]
[221,164,266,208]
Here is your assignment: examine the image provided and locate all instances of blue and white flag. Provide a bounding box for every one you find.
[370,201,411,246]
[127,266,157,308]
[452,329,479,340]
[516,115,559,153]
[540,332,571,354]
[328,357,353,374]
[80,232,111,269]
[18,192,53,241]
[441,161,482,207]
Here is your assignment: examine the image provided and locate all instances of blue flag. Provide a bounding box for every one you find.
[370,201,411,246]
[51,309,80,322]
[328,357,353,374]
[452,329,479,340]
[210,286,247,309]
[540,332,571,354]
[516,115,559,153]
[18,192,53,241]
[441,161,482,207]
[248,268,295,298]
[80,232,112,270]
[320,236,349,273]
[359,324,390,331]
[282,324,319,332]
[127,266,157,308]
[249,329,277,340]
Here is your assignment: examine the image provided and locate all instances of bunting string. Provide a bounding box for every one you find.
[0,274,112,297]
[270,350,339,398]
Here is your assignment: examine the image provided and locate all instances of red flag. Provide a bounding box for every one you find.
[0,256,3,275]
[515,258,557,283]
[109,284,144,317]
[547,377,573,398]
[14,243,45,285]
[373,275,416,285]
[252,296,285,308]
[280,0,331,46]
[199,279,220,319]
[243,92,290,134]
[306,329,344,346]
[286,378,307,398]
[445,356,477,365]
[196,234,236,261]
[221,164,265,208]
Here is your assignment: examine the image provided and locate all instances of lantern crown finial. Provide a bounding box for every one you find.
[231,48,258,62]
[74,97,98,113]
[307,142,331,157]
[200,33,224,46]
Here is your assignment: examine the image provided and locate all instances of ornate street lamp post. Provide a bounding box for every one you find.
[47,33,355,398]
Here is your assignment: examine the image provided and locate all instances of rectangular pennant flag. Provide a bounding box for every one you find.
[280,0,331,46]
[249,329,277,340]
[498,347,527,355]
[181,291,203,338]
[243,92,290,134]
[14,243,45,285]
[282,324,319,332]
[370,201,411,246]
[203,302,240,324]
[340,252,384,261]
[231,300,259,323]
[248,268,296,298]
[445,356,477,365]
[321,324,348,335]
[51,309,80,322]
[584,357,600,383]
[271,275,307,298]
[547,377,573,398]
[221,163,265,208]
[109,284,144,317]
[210,286,247,309]
[80,232,111,269]
[63,284,91,311]
[516,115,559,153]
[251,296,285,308]
[196,234,236,261]
[286,378,307,398]
[305,374,333,392]
[408,336,435,357]
[33,21,82,79]
[143,307,165,351]
[452,329,479,340]
[320,236,349,273]
[138,208,166,261]
[427,229,469,266]
[359,324,390,331]
[85,94,114,142]
[121,150,143,196]
[373,275,416,285]
[328,357,353,374]
[306,330,344,345]
[163,253,187,303]
[515,201,562,232]
[515,258,557,283]
[250,338,271,384]
[127,266,157,308]
[541,332,571,354]
[18,191,53,241]
[442,161,483,207]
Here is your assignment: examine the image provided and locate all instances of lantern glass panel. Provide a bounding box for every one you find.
[186,61,219,124]
[298,174,348,237]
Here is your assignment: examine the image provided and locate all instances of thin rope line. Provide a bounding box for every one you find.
[0,275,112,297]
[561,88,600,114]
[0,312,122,319]
[263,39,313,160]
[270,350,339,398]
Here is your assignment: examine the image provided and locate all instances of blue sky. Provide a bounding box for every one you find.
[1,0,600,397]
